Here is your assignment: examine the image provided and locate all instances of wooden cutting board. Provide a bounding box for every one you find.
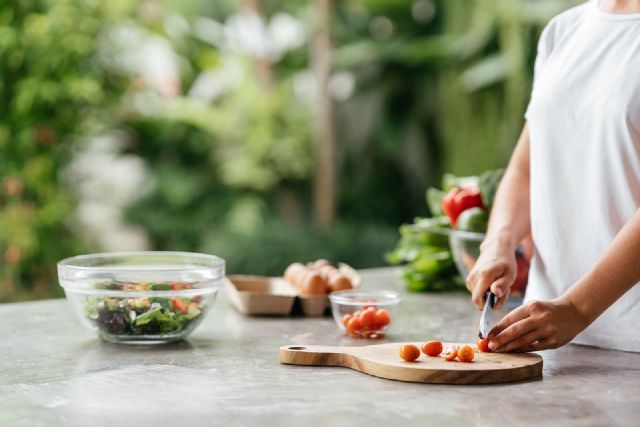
[279,342,543,385]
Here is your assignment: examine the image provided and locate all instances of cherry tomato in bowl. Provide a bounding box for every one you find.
[329,290,400,339]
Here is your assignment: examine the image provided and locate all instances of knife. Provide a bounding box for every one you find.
[478,291,497,339]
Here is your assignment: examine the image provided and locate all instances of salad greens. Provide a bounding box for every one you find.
[84,281,205,337]
[387,169,504,292]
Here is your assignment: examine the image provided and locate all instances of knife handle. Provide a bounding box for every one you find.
[485,291,496,309]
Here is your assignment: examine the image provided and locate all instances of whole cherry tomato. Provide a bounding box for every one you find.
[442,345,459,361]
[346,317,363,336]
[375,309,391,327]
[342,314,353,328]
[457,345,475,363]
[421,340,443,357]
[477,338,491,353]
[399,344,420,362]
[359,307,378,330]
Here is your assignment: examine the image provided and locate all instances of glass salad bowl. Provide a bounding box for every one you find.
[448,229,486,279]
[58,252,225,344]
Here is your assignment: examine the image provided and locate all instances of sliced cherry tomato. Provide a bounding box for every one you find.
[457,345,475,363]
[421,340,443,357]
[375,309,391,327]
[399,344,420,362]
[342,314,353,328]
[477,338,491,353]
[442,345,459,361]
[359,307,378,330]
[171,298,189,314]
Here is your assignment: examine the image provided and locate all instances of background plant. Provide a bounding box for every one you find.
[0,0,580,302]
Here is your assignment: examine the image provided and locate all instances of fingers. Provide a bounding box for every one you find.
[516,338,553,353]
[487,303,529,339]
[489,316,537,351]
[491,281,512,310]
[471,270,495,309]
[492,329,544,353]
[490,269,516,298]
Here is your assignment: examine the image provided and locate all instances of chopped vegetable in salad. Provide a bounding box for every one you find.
[84,281,205,336]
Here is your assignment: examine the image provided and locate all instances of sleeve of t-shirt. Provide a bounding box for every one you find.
[525,19,558,120]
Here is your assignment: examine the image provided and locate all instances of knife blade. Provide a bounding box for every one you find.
[478,291,497,339]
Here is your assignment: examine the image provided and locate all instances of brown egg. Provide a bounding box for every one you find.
[318,265,338,280]
[328,274,353,293]
[284,263,306,286]
[313,259,331,269]
[300,271,328,296]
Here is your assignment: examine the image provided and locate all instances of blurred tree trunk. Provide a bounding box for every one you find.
[243,0,302,225]
[311,0,336,230]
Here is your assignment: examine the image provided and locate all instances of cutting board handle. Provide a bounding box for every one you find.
[279,345,351,367]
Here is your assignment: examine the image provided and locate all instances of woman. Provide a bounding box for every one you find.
[467,0,640,353]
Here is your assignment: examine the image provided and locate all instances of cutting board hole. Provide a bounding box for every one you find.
[288,346,306,350]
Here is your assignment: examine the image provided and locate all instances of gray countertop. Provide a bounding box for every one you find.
[1,268,639,427]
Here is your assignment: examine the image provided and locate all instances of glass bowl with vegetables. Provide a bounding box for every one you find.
[329,290,401,339]
[58,252,225,344]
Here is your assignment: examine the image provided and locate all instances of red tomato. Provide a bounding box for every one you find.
[477,338,491,353]
[399,344,420,362]
[457,345,475,363]
[442,345,459,361]
[375,309,391,327]
[441,186,484,227]
[421,340,443,357]
[441,187,461,220]
[359,307,378,330]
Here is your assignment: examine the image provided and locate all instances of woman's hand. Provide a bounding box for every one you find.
[487,297,587,352]
[466,235,517,310]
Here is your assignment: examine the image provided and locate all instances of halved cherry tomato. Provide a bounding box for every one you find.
[399,344,420,362]
[421,340,443,357]
[375,309,391,327]
[457,345,475,363]
[477,338,491,353]
[442,345,459,361]
[171,298,189,314]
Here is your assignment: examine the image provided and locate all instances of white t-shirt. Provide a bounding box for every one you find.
[525,0,640,352]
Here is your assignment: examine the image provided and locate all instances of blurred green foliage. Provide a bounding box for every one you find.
[0,0,132,300]
[0,0,579,302]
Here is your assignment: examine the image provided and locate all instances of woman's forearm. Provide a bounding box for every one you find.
[483,125,532,251]
[562,209,640,327]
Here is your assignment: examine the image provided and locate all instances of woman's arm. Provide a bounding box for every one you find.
[489,210,640,352]
[466,124,532,309]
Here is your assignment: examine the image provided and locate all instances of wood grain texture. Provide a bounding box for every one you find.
[279,342,543,385]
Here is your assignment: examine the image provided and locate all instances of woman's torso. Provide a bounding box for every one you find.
[525,0,640,352]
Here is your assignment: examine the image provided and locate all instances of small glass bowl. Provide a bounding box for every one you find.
[57,252,225,344]
[329,290,401,339]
